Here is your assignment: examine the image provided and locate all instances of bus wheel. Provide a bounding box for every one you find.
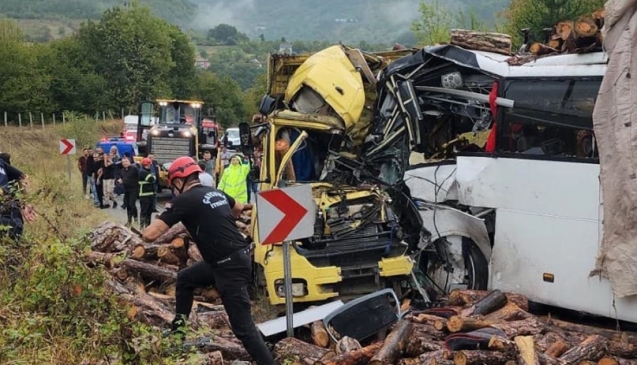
[420,235,489,295]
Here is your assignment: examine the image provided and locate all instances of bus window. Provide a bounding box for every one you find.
[498,78,600,159]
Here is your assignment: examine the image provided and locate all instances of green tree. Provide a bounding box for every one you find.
[76,5,177,110]
[192,71,247,128]
[166,26,197,99]
[0,20,53,114]
[411,0,458,45]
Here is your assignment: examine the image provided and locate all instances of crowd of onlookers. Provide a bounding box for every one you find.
[78,144,262,227]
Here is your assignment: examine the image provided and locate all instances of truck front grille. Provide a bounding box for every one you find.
[150,137,191,163]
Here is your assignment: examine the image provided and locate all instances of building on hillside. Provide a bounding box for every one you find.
[195,56,211,69]
[278,43,293,55]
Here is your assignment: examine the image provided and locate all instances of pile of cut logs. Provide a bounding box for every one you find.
[447,9,605,63]
[272,290,637,365]
[527,9,605,56]
[87,220,637,365]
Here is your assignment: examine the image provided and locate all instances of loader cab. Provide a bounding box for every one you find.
[137,99,207,165]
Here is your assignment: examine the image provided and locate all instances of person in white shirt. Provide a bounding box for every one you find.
[198,161,215,187]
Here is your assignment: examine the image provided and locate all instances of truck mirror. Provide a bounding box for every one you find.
[259,95,277,115]
[239,122,253,155]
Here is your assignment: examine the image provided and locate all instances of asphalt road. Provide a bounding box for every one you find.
[102,190,172,225]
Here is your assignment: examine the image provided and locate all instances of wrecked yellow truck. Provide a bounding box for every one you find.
[243,45,428,306]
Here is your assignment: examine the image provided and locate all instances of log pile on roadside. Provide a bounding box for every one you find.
[86,217,255,364]
[506,8,606,65]
[274,289,637,365]
[87,219,637,364]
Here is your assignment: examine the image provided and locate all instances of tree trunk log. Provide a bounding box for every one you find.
[157,245,183,266]
[275,338,335,365]
[89,221,142,252]
[446,315,502,333]
[120,259,177,284]
[195,336,251,361]
[515,336,540,365]
[574,17,599,38]
[448,290,529,312]
[411,322,447,340]
[545,319,637,343]
[336,336,361,354]
[130,243,170,260]
[461,290,508,317]
[310,321,330,347]
[490,317,546,338]
[369,320,412,365]
[399,350,447,365]
[559,335,607,364]
[315,342,382,365]
[196,311,230,330]
[545,339,570,358]
[406,335,443,356]
[449,29,512,55]
[188,243,204,262]
[608,341,636,358]
[410,313,448,331]
[119,292,174,326]
[453,350,510,365]
[86,251,121,269]
[485,302,532,321]
[529,42,558,56]
[556,21,575,40]
[155,222,188,244]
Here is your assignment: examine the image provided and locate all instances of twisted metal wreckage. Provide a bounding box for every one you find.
[248,39,636,324]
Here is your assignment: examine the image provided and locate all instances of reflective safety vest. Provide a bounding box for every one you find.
[139,172,156,197]
[218,163,249,204]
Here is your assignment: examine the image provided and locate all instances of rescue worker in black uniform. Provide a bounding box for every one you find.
[141,156,276,365]
[0,158,36,241]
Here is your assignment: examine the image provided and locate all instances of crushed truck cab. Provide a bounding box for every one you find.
[251,46,420,305]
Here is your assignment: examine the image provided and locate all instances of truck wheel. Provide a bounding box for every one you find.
[420,235,488,294]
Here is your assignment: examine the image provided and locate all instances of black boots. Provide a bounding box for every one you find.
[162,314,187,340]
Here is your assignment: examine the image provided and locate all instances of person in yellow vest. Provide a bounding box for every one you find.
[217,154,249,204]
[138,158,156,228]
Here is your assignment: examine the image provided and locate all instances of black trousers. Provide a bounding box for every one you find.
[82,173,89,195]
[175,253,275,365]
[123,190,138,222]
[139,196,153,227]
[96,179,104,206]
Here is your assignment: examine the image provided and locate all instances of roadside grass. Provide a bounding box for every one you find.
[0,116,187,364]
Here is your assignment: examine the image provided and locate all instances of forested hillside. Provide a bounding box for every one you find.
[2,0,510,43]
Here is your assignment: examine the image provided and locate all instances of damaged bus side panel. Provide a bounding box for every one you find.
[381,45,637,323]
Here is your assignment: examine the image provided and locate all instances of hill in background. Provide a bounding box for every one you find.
[1,0,510,43]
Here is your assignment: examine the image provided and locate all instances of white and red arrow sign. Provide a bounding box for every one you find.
[256,185,315,245]
[59,139,76,155]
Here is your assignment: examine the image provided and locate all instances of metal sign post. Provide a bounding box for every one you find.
[282,240,294,337]
[255,185,316,338]
[59,138,77,181]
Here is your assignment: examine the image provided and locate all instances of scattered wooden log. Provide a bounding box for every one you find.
[398,350,447,365]
[449,29,512,55]
[545,319,637,344]
[447,316,501,333]
[369,320,413,365]
[490,317,546,338]
[195,336,251,361]
[188,351,224,365]
[448,290,530,312]
[188,243,204,262]
[314,342,382,365]
[130,243,169,260]
[556,21,575,41]
[196,311,230,330]
[515,336,540,365]
[155,222,188,244]
[86,251,121,269]
[120,259,177,284]
[453,350,510,365]
[406,335,443,356]
[574,17,599,38]
[461,289,508,317]
[275,337,335,365]
[485,302,532,321]
[336,337,361,354]
[89,221,142,252]
[559,335,607,364]
[529,42,558,56]
[607,341,636,358]
[545,338,570,358]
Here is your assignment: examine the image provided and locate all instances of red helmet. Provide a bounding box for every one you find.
[141,158,152,165]
[168,156,202,186]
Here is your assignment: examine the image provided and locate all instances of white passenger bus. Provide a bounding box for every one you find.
[397,47,637,322]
